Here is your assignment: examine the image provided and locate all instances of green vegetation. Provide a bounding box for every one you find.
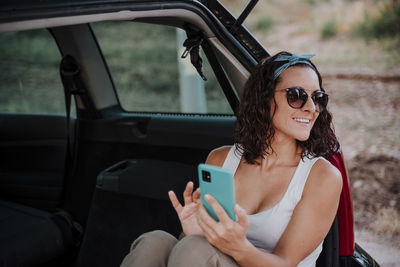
[0,22,232,115]
[355,0,400,40]
[254,16,273,31]
[0,29,65,114]
[92,22,179,95]
[92,21,231,113]
[321,19,338,39]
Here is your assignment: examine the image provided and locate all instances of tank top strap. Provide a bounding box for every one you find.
[222,145,242,174]
[288,156,326,203]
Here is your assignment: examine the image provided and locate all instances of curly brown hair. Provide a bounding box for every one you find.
[234,51,339,164]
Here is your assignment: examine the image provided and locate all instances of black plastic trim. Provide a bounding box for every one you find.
[352,243,380,267]
[76,114,235,150]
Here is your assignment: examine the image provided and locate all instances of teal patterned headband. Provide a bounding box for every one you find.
[273,54,315,80]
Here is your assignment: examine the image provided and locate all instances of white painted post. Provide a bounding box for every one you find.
[176,28,207,113]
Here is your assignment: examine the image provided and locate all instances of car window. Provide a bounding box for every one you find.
[0,29,69,115]
[91,21,233,115]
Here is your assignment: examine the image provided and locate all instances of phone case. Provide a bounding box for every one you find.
[198,163,236,221]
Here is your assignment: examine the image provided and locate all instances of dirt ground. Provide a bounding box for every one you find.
[356,230,400,266]
[348,155,400,266]
[348,154,400,234]
[327,76,400,266]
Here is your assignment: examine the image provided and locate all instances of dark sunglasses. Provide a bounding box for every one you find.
[277,87,328,112]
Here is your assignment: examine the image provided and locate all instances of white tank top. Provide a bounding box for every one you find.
[222,145,324,267]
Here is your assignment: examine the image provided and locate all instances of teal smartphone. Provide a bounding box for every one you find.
[198,163,236,222]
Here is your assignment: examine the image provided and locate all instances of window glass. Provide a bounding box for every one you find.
[0,29,67,114]
[92,21,233,114]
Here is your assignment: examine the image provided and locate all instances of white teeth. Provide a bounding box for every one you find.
[293,118,310,123]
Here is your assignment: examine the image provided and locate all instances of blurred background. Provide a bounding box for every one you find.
[0,0,399,265]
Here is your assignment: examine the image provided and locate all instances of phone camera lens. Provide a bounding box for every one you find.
[202,170,211,182]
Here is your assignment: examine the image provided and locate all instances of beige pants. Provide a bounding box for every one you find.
[120,230,240,267]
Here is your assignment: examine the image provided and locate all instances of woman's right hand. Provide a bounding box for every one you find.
[168,181,203,235]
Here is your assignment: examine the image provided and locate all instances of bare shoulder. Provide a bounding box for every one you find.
[305,158,342,195]
[205,145,232,167]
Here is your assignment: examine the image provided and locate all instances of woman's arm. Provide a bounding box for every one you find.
[197,195,289,266]
[269,159,342,266]
[199,157,342,267]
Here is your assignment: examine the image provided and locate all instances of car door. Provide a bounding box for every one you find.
[52,20,239,225]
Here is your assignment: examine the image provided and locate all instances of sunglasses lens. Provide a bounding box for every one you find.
[284,88,328,111]
[286,87,308,109]
[312,91,329,111]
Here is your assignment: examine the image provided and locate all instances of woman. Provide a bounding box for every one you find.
[120,51,342,267]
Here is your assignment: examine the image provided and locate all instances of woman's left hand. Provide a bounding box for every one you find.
[197,194,250,257]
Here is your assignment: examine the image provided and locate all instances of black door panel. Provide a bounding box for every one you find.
[65,112,237,266]
[79,114,235,149]
[0,114,67,211]
[64,113,235,225]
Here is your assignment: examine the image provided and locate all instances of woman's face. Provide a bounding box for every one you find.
[271,66,320,142]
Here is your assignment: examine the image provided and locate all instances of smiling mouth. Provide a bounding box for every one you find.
[293,118,311,124]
